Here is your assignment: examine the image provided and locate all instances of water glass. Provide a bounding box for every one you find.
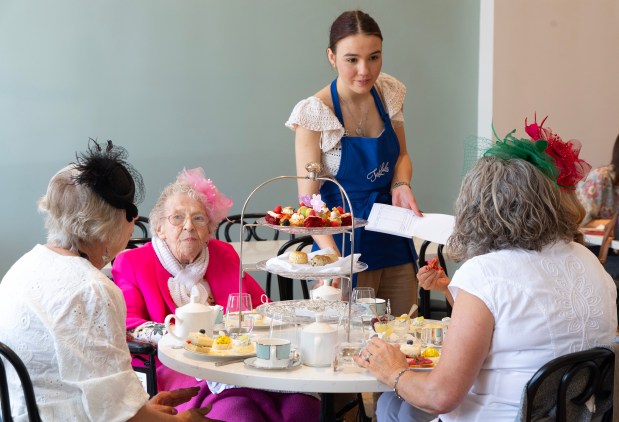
[225,293,253,335]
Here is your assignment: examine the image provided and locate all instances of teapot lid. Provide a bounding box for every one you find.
[178,286,212,313]
[303,312,337,333]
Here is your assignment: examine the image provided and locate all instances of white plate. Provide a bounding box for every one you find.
[244,357,301,370]
[251,317,286,330]
[183,344,256,361]
[256,259,368,279]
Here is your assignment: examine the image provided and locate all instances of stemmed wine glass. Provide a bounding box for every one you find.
[225,293,253,335]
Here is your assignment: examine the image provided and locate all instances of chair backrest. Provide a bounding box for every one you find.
[417,240,451,319]
[519,346,614,422]
[0,342,42,422]
[599,212,619,266]
[127,340,158,398]
[127,216,151,249]
[216,213,280,242]
[275,236,314,301]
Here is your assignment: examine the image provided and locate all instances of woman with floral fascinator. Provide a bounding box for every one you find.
[112,168,319,422]
[356,119,617,421]
[0,140,218,421]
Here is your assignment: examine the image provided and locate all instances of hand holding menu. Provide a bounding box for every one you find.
[365,203,455,245]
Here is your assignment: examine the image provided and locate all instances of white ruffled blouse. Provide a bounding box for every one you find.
[0,245,149,421]
[285,72,406,176]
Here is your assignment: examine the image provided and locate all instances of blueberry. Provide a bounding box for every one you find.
[199,329,206,334]
[407,340,413,345]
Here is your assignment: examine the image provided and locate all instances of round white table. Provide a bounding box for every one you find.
[158,334,389,421]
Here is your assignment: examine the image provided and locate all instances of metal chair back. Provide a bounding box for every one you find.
[0,341,42,422]
[519,346,614,422]
[275,236,313,301]
[417,240,451,319]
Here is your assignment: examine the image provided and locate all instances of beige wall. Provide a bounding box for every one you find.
[494,1,619,168]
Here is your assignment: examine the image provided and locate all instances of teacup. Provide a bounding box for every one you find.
[356,297,387,316]
[255,338,291,368]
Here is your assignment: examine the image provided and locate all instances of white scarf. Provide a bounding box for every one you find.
[152,235,210,307]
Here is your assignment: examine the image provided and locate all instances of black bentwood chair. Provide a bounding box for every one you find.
[127,339,158,398]
[0,341,42,422]
[216,213,283,298]
[518,346,615,422]
[274,236,313,301]
[417,240,452,320]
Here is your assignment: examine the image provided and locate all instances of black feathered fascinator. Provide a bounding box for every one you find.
[73,139,144,222]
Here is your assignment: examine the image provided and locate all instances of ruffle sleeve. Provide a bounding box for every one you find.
[375,73,406,124]
[285,97,345,153]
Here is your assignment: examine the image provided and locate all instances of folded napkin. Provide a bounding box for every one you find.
[265,248,362,275]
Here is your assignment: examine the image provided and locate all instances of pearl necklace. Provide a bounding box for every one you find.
[340,95,370,137]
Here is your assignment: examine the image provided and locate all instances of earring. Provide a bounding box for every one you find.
[102,248,110,264]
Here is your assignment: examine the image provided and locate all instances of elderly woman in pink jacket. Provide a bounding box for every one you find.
[112,168,319,422]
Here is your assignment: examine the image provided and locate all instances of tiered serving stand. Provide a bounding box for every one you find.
[235,163,368,340]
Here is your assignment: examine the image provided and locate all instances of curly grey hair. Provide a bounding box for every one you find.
[447,156,583,261]
[149,181,218,237]
[38,165,129,253]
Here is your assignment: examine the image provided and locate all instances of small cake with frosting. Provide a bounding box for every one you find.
[231,334,253,354]
[400,340,421,357]
[289,212,305,227]
[340,212,352,226]
[303,215,324,227]
[213,333,233,351]
[421,347,441,364]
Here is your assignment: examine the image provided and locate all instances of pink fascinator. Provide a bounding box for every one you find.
[524,114,591,189]
[177,167,233,224]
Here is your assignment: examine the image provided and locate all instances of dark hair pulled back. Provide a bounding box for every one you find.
[328,10,383,53]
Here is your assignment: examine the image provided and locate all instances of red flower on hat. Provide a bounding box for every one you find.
[524,114,591,189]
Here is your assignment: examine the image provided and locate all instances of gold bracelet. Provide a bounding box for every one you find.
[393,368,414,400]
[391,181,411,194]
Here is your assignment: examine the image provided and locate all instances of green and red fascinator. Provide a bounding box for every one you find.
[484,115,591,189]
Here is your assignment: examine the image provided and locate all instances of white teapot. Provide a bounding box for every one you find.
[310,285,341,301]
[164,290,223,342]
[299,313,339,367]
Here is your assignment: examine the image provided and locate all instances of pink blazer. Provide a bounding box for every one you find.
[111,240,267,329]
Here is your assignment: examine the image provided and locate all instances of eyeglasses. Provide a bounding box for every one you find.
[166,213,209,227]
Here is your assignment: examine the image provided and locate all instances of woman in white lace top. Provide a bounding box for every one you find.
[286,10,422,317]
[0,141,216,421]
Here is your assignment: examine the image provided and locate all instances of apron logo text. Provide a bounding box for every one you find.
[367,162,390,182]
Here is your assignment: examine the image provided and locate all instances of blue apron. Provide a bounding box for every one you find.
[317,78,417,271]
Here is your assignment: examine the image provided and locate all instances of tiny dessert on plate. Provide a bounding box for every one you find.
[185,329,214,353]
[407,356,435,369]
[212,332,233,351]
[400,340,421,357]
[231,334,254,354]
[289,251,309,264]
[421,346,440,364]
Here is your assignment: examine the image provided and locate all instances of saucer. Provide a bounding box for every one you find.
[244,357,301,370]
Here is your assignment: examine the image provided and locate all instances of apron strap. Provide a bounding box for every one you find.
[330,78,387,127]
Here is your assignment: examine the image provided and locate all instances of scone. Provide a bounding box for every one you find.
[289,251,308,264]
[310,255,333,267]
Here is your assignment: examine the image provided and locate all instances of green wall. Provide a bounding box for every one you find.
[0,1,480,278]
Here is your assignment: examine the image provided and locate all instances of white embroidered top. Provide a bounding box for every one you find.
[285,72,406,176]
[443,241,617,422]
[0,245,149,422]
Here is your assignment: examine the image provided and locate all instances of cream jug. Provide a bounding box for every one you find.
[299,314,339,367]
[164,291,222,342]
